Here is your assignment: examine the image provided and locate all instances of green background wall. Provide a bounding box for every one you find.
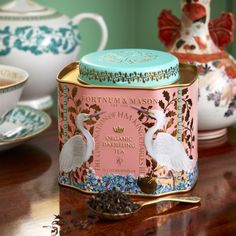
[0,0,235,111]
[35,0,236,57]
[0,0,234,57]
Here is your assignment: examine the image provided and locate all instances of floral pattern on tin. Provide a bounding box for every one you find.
[58,165,198,195]
[58,83,197,195]
[58,83,103,184]
[58,84,102,150]
[137,89,195,161]
[133,89,195,194]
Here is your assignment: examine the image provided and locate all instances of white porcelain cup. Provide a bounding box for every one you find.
[0,65,28,118]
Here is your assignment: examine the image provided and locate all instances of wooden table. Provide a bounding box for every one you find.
[0,113,236,236]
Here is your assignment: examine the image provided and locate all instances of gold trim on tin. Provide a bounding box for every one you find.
[80,64,179,85]
[57,62,198,90]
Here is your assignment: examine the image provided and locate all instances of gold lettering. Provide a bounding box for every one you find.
[102,141,135,149]
[129,98,159,105]
[129,98,136,104]
[117,112,132,121]
[114,97,120,103]
[81,96,159,106]
[105,136,133,142]
[122,98,128,104]
[114,149,125,155]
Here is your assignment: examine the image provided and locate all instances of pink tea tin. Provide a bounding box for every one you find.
[57,49,198,196]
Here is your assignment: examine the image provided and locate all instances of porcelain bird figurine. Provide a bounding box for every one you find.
[158,0,236,140]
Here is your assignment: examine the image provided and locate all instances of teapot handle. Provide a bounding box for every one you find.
[72,13,108,51]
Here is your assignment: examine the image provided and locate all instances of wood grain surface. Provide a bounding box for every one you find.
[0,114,236,236]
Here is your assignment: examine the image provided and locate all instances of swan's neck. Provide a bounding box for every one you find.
[78,123,94,161]
[145,118,165,157]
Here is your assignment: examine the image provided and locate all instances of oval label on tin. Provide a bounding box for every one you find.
[93,111,146,177]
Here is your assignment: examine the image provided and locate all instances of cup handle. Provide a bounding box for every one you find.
[72,13,108,51]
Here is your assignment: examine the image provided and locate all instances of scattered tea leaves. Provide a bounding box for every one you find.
[43,209,96,235]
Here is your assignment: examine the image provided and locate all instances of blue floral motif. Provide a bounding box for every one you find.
[59,165,198,196]
[0,26,11,56]
[0,22,80,56]
[225,95,236,117]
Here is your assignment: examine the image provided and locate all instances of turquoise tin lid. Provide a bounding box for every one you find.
[79,49,179,87]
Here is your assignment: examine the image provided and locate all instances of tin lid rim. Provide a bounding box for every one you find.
[79,49,179,88]
[57,62,198,90]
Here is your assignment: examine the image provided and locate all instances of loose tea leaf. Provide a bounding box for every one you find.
[88,189,139,214]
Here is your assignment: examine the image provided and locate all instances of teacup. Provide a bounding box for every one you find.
[0,65,28,118]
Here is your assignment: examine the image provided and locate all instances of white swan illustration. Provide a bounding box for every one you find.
[59,111,103,173]
[132,106,193,187]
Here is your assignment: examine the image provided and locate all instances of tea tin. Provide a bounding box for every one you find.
[57,49,198,196]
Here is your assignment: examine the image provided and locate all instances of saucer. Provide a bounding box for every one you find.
[0,106,51,151]
[19,95,53,110]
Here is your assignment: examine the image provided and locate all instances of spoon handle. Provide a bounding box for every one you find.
[140,196,201,207]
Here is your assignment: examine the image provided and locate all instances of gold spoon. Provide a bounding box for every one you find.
[89,195,201,220]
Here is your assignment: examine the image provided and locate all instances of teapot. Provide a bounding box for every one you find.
[0,0,108,110]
